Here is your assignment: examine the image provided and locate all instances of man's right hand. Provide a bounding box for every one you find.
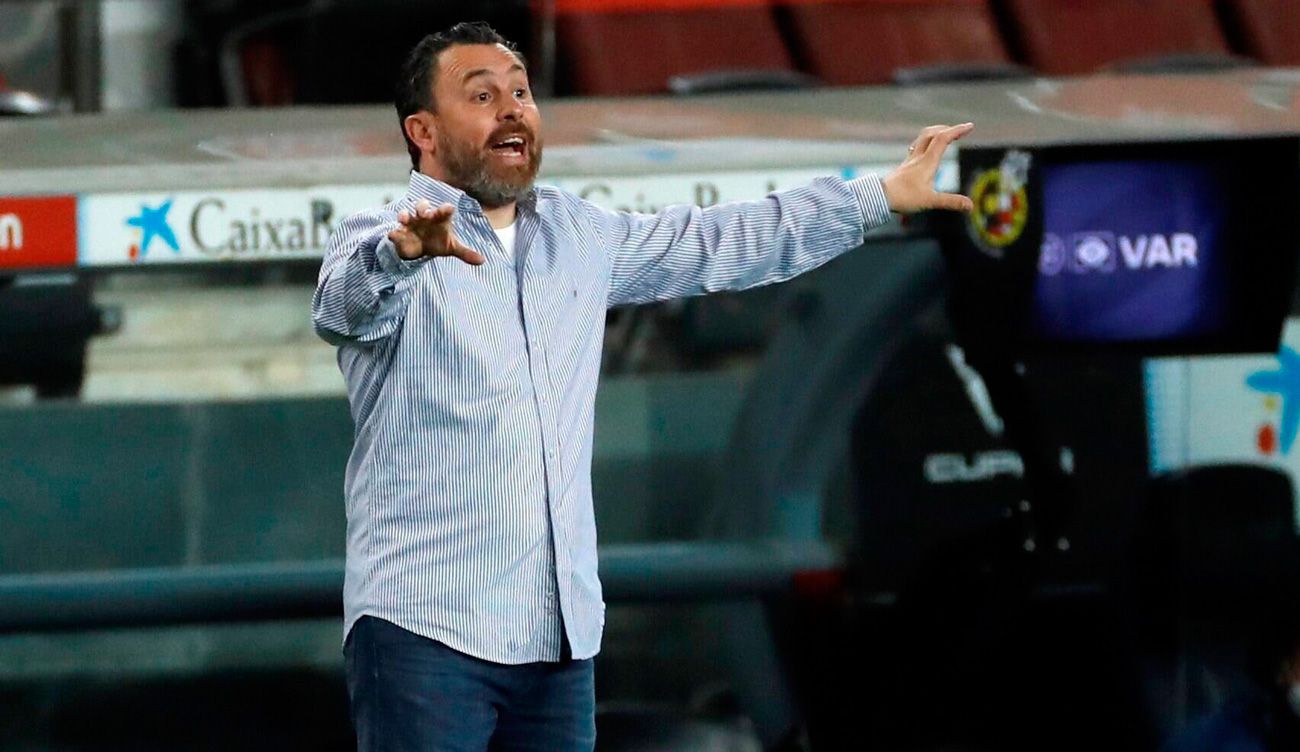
[388,200,486,265]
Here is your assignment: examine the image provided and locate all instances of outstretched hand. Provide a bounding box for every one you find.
[882,123,976,214]
[388,200,486,266]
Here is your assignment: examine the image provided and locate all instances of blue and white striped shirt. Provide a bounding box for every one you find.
[312,169,892,664]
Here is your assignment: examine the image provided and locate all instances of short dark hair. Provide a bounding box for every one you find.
[395,22,523,170]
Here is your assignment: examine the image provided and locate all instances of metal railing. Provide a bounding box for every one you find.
[0,539,844,633]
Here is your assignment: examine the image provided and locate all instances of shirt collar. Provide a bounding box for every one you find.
[407,170,539,217]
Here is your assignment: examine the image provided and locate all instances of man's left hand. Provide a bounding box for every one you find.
[882,123,975,214]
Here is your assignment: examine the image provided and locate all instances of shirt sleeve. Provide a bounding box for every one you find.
[583,174,893,308]
[311,205,429,345]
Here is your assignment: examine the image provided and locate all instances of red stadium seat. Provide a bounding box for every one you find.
[1220,0,1300,66]
[782,0,1014,86]
[551,0,801,96]
[236,38,296,107]
[1001,0,1233,75]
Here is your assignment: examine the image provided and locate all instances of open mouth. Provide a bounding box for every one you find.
[489,135,528,158]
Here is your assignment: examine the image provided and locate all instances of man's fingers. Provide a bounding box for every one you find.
[419,202,454,222]
[412,203,454,225]
[911,122,973,161]
[923,122,974,159]
[399,200,434,226]
[392,203,488,262]
[448,238,487,266]
[909,124,950,157]
[388,227,423,259]
[912,124,947,148]
[390,226,485,263]
[940,122,974,144]
[933,191,975,213]
[401,202,455,228]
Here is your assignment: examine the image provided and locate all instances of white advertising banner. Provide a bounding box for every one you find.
[1145,318,1300,527]
[78,185,404,266]
[547,163,912,215]
[76,163,922,267]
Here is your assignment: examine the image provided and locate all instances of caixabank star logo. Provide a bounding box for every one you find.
[1246,346,1300,456]
[125,198,180,261]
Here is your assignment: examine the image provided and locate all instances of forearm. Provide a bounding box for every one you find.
[604,175,892,307]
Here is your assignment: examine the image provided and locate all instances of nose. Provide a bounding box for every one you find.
[498,96,523,121]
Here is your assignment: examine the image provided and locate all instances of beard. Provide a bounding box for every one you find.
[438,124,543,209]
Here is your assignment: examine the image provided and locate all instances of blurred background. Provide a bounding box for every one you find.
[2,0,1300,750]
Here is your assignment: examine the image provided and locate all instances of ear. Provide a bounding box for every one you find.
[403,112,437,159]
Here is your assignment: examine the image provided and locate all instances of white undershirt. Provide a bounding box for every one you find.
[493,222,517,263]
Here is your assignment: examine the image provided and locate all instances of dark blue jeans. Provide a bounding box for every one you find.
[344,616,596,752]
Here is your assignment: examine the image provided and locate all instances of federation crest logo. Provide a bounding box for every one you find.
[967,150,1031,256]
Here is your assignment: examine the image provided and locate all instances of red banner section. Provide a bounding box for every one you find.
[0,196,78,270]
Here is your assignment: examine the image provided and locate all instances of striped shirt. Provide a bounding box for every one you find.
[312,169,892,664]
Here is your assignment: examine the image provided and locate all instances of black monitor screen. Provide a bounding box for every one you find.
[941,136,1300,357]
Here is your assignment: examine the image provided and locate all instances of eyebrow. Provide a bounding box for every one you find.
[462,64,527,85]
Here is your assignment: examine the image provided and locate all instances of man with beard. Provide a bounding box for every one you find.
[312,21,974,752]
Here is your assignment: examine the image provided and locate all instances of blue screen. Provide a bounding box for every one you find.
[1032,160,1227,342]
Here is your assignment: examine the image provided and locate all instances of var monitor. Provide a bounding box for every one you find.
[937,136,1300,357]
